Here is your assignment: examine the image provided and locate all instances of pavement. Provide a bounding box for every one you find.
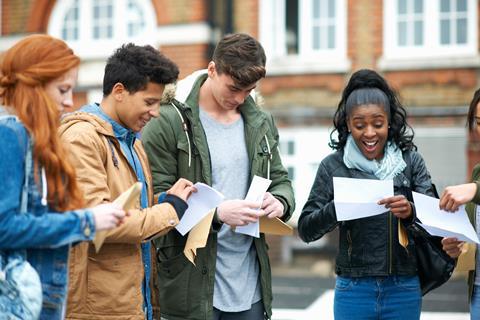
[271,272,469,320]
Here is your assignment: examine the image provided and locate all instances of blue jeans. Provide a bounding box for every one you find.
[471,285,480,320]
[334,275,422,320]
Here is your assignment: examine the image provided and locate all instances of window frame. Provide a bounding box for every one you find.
[381,0,478,69]
[48,0,156,60]
[259,0,350,75]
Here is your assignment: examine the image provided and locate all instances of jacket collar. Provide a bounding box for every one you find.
[172,70,267,128]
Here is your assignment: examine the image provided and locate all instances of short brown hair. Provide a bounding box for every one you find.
[212,33,266,88]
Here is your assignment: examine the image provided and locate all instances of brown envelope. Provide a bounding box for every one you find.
[92,182,142,253]
[398,222,409,248]
[456,242,476,272]
[259,216,293,236]
[184,209,215,265]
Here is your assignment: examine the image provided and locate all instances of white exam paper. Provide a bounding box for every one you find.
[235,175,272,238]
[333,177,393,221]
[175,183,224,236]
[412,191,479,244]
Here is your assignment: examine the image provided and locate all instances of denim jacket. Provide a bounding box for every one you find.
[0,110,96,320]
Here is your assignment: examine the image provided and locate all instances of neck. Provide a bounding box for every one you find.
[198,78,240,124]
[99,97,122,125]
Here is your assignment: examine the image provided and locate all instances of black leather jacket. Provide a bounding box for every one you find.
[298,149,436,277]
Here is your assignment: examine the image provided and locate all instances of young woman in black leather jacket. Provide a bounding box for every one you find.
[298,69,436,320]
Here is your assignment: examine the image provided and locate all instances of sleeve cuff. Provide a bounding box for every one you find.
[163,194,188,219]
[82,209,96,240]
[472,181,480,204]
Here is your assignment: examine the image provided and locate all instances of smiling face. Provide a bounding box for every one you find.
[347,103,389,160]
[44,66,79,114]
[114,81,164,132]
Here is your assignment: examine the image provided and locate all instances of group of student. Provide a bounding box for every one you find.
[0,31,479,320]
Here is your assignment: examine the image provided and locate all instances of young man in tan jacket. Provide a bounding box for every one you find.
[59,44,194,320]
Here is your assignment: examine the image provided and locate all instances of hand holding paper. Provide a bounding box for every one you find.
[333,177,393,221]
[235,176,272,237]
[412,191,480,244]
[175,183,224,236]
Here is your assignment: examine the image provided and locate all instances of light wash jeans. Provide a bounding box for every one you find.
[334,275,422,320]
[471,285,480,320]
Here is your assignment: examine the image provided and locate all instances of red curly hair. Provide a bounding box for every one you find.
[0,34,84,211]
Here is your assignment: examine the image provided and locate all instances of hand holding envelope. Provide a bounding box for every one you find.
[236,176,293,238]
[93,182,142,253]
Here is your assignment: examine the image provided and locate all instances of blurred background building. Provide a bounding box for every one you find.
[1,0,478,281]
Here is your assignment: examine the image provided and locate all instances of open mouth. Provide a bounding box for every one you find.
[362,140,378,152]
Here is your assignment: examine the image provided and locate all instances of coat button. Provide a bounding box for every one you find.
[84,226,91,237]
[202,267,207,275]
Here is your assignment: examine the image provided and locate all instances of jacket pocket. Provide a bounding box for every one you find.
[86,244,142,314]
[156,246,191,316]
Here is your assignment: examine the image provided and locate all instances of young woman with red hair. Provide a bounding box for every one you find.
[0,34,125,319]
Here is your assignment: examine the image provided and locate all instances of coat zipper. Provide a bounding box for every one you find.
[389,212,393,274]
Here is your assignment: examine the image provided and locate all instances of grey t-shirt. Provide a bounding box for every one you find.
[199,108,261,312]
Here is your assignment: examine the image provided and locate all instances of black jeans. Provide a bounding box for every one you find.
[212,300,264,320]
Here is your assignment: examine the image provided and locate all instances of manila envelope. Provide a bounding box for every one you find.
[184,210,215,265]
[456,242,476,272]
[92,182,142,253]
[259,216,293,236]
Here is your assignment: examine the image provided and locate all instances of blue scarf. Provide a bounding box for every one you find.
[343,134,406,180]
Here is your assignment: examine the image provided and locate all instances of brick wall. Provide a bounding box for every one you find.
[153,0,207,25]
[233,0,259,38]
[160,44,209,79]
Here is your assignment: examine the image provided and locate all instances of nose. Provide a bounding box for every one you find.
[364,125,376,138]
[233,92,247,105]
[149,108,159,118]
[62,92,74,110]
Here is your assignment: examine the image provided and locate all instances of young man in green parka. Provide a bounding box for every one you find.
[142,33,295,320]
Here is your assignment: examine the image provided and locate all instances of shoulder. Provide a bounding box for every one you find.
[0,118,29,154]
[319,151,344,174]
[402,149,426,167]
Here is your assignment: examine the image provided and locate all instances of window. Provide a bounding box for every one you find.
[381,0,478,69]
[48,0,156,59]
[280,140,295,156]
[259,0,349,74]
[61,0,79,41]
[127,0,146,37]
[92,0,113,40]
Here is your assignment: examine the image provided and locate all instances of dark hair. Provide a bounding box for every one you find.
[103,43,179,96]
[329,69,415,151]
[467,88,480,131]
[212,33,266,88]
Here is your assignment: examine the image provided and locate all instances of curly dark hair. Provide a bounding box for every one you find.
[103,43,179,96]
[467,88,480,132]
[329,69,415,151]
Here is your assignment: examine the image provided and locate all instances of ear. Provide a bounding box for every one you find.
[207,61,216,78]
[111,82,127,102]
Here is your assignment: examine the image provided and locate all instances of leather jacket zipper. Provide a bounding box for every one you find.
[389,212,393,274]
[347,230,352,262]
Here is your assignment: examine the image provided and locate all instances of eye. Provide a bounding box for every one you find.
[59,87,69,94]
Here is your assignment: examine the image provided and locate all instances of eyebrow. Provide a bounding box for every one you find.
[230,84,257,91]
